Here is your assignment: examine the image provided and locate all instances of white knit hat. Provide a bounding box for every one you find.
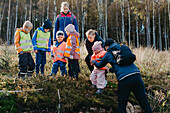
[64,24,76,33]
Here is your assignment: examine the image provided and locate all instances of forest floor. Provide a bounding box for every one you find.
[0,45,169,113]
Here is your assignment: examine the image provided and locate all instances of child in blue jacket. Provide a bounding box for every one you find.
[32,19,52,76]
[92,39,153,113]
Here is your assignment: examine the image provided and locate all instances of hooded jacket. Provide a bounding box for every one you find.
[32,27,51,52]
[93,43,140,81]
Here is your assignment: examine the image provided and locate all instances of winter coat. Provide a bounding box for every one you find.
[54,11,79,40]
[32,27,51,52]
[93,43,140,81]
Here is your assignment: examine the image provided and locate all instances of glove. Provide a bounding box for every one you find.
[70,55,73,59]
[91,60,97,64]
[51,54,54,58]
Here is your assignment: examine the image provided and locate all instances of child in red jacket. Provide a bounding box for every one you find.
[90,41,107,94]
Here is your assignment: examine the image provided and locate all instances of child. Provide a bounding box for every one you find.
[92,39,153,113]
[32,19,52,76]
[14,20,35,78]
[64,24,80,80]
[50,31,67,76]
[90,41,107,94]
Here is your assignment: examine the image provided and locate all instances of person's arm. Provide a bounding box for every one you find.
[14,30,23,54]
[47,36,51,52]
[70,36,77,55]
[73,16,79,32]
[54,16,59,40]
[85,40,93,56]
[32,30,38,51]
[92,52,109,68]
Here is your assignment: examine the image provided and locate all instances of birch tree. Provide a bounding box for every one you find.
[7,0,11,45]
[164,0,167,50]
[81,0,85,42]
[136,0,139,48]
[47,0,50,19]
[25,0,27,21]
[128,0,131,46]
[158,0,162,50]
[0,0,6,35]
[13,0,18,43]
[116,2,119,42]
[120,0,125,42]
[153,0,156,49]
[29,0,32,21]
[105,0,108,39]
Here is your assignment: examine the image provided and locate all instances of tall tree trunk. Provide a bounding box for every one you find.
[105,0,108,39]
[25,1,27,21]
[168,0,170,48]
[13,0,18,44]
[120,0,125,42]
[29,0,32,21]
[158,0,162,50]
[164,0,167,50]
[116,2,119,43]
[42,0,45,23]
[128,1,131,46]
[153,0,156,49]
[7,0,11,45]
[136,0,139,48]
[47,0,50,19]
[81,0,85,42]
[0,0,6,36]
[146,0,150,47]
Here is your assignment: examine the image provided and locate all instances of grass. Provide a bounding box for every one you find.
[0,44,169,112]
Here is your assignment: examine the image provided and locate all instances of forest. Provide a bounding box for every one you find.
[0,0,169,50]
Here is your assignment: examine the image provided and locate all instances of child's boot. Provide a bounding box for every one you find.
[95,88,103,94]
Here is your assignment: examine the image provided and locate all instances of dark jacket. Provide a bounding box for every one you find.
[93,43,140,81]
[54,11,79,40]
[85,33,105,56]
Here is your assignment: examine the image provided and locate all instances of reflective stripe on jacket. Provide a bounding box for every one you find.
[36,30,50,49]
[19,31,32,52]
[91,51,107,70]
[52,42,67,63]
[64,34,80,58]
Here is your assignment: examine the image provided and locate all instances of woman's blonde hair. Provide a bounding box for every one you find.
[60,2,69,12]
[85,29,97,37]
[23,20,33,29]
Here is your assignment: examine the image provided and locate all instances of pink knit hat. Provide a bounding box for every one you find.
[92,41,103,51]
[64,24,76,33]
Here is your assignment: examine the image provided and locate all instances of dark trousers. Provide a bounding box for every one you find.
[118,74,153,113]
[68,59,80,79]
[35,50,46,74]
[85,54,94,72]
[18,53,35,76]
[50,61,67,76]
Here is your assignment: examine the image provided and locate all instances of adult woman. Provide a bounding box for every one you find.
[85,29,105,72]
[54,2,78,41]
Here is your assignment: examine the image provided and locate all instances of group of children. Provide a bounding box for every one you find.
[14,20,80,81]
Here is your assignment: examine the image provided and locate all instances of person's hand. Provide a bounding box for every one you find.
[19,51,24,55]
[107,68,110,73]
[70,55,73,59]
[34,50,38,53]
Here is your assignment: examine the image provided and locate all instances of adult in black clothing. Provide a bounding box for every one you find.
[85,29,105,72]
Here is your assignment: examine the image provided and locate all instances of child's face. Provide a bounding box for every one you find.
[88,34,95,42]
[57,36,64,43]
[63,6,69,14]
[93,49,100,55]
[24,27,32,33]
[44,29,50,33]
[66,31,70,36]
[105,46,109,51]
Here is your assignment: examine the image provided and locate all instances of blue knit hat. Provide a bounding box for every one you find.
[105,39,115,46]
[43,19,52,29]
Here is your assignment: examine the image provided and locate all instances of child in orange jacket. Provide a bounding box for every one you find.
[50,31,67,76]
[90,41,107,94]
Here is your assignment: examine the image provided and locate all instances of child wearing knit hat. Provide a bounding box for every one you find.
[90,41,107,94]
[64,24,80,80]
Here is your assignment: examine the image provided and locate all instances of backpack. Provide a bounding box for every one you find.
[112,45,136,66]
[58,14,74,24]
